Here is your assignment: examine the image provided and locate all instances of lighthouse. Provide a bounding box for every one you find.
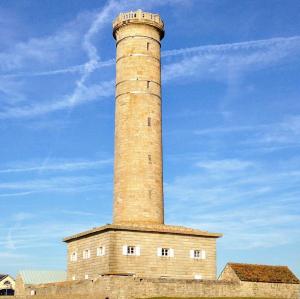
[113,9,164,224]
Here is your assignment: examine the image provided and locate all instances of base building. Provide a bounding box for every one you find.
[64,9,222,281]
[64,224,220,280]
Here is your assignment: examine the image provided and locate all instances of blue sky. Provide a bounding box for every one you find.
[0,0,300,278]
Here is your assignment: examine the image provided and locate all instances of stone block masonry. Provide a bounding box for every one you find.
[113,10,165,225]
[15,275,300,299]
[63,10,221,283]
[64,224,220,281]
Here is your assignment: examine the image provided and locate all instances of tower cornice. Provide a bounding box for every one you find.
[113,9,164,39]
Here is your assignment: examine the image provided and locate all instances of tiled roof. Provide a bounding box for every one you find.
[228,263,300,284]
[63,223,222,242]
[19,270,66,285]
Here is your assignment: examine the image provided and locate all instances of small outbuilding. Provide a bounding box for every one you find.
[219,262,300,298]
[0,274,15,296]
[219,262,300,284]
[15,270,66,296]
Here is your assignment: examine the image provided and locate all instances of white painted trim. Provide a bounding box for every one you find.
[194,274,202,280]
[122,245,128,255]
[136,246,141,256]
[157,247,162,257]
[170,248,174,257]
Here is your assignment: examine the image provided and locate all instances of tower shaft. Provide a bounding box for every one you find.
[113,10,165,224]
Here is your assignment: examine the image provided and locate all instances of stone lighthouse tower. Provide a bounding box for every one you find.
[64,10,221,282]
[112,10,165,224]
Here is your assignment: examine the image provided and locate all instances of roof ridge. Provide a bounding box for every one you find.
[228,262,289,268]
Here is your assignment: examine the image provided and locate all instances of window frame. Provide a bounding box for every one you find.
[70,251,77,262]
[190,249,206,260]
[96,246,105,256]
[161,248,169,257]
[83,249,91,259]
[157,247,174,257]
[127,245,136,255]
[122,245,140,256]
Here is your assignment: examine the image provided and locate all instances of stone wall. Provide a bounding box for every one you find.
[218,264,240,282]
[67,230,110,280]
[15,275,300,299]
[66,229,217,280]
[15,275,25,297]
[109,230,217,279]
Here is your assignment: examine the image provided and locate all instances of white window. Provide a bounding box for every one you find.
[84,274,89,280]
[190,249,206,259]
[83,249,91,259]
[97,246,105,256]
[157,247,174,257]
[122,245,140,256]
[30,290,36,296]
[162,248,169,256]
[70,251,77,262]
[127,246,135,255]
[194,274,202,280]
[72,275,76,281]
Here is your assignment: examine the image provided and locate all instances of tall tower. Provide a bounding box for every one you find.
[64,11,221,283]
[112,10,165,224]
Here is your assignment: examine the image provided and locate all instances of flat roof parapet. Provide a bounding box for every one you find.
[63,223,222,242]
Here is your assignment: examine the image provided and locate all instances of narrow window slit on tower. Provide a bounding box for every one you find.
[147,42,150,50]
[148,117,151,127]
[148,154,152,164]
[147,81,150,89]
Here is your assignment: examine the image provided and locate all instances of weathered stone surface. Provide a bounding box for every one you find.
[113,10,165,225]
[65,225,218,281]
[62,9,221,283]
[15,275,300,299]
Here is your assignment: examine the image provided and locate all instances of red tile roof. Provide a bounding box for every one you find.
[228,263,299,284]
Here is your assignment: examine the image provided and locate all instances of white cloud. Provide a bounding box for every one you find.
[256,115,300,145]
[61,210,95,216]
[0,252,26,259]
[12,212,34,222]
[0,175,109,194]
[162,36,300,82]
[194,124,263,135]
[1,2,300,121]
[0,191,36,198]
[196,159,254,171]
[0,80,114,119]
[2,34,299,119]
[0,158,112,174]
[165,155,300,250]
[0,25,81,73]
[193,115,300,151]
[0,0,126,119]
